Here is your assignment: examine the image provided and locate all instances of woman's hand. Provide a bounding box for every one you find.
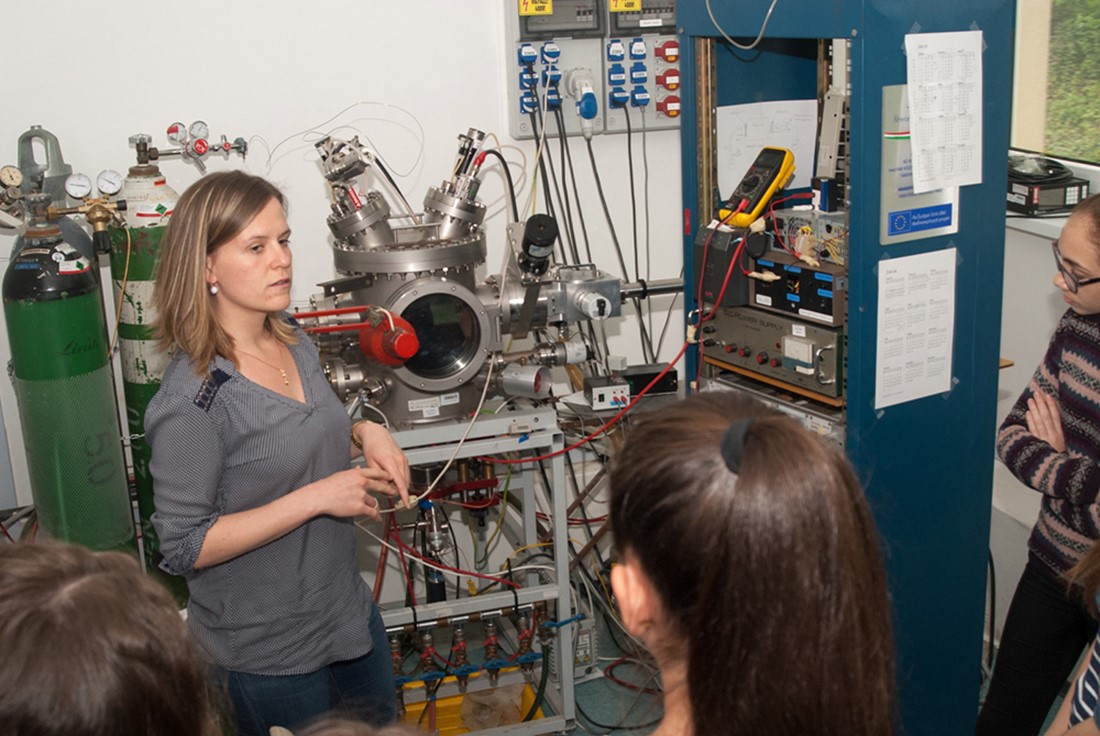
[194,466,398,567]
[355,421,412,509]
[1027,390,1066,452]
[311,467,396,522]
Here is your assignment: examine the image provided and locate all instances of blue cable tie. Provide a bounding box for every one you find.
[546,613,585,629]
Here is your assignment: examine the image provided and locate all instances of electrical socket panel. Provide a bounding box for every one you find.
[508,37,606,140]
[506,0,680,139]
[602,33,681,134]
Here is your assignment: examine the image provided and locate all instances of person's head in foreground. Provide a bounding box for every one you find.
[0,541,220,736]
[608,393,895,736]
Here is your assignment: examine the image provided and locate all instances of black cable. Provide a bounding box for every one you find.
[528,108,573,266]
[558,108,595,265]
[448,517,462,600]
[583,323,608,371]
[474,551,556,596]
[656,267,685,351]
[535,103,581,265]
[539,104,581,265]
[584,138,657,362]
[624,107,657,365]
[550,110,608,365]
[571,550,647,662]
[522,639,552,721]
[987,549,996,672]
[575,697,664,733]
[482,148,520,223]
[1006,211,1076,219]
[585,139,634,288]
[552,108,581,262]
[373,157,415,220]
[640,109,655,348]
[563,452,607,570]
[623,107,641,283]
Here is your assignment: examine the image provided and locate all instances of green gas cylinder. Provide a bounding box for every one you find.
[2,224,135,552]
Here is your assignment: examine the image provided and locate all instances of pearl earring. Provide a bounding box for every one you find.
[209,284,219,295]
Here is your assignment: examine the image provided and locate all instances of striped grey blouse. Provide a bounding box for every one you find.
[147,333,376,675]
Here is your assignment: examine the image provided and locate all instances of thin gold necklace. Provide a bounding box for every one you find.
[237,344,290,387]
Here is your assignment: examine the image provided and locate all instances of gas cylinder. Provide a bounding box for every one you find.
[2,218,135,552]
[107,138,180,583]
[11,126,93,261]
[17,125,72,205]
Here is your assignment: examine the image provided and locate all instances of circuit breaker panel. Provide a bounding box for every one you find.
[506,0,681,139]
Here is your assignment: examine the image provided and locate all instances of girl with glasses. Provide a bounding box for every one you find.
[978,193,1100,736]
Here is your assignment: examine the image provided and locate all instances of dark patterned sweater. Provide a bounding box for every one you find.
[997,308,1100,576]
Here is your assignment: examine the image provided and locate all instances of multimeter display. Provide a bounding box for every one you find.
[719,146,796,228]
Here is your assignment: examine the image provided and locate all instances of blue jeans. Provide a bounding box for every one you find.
[218,605,396,736]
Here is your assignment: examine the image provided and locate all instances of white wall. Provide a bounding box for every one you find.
[0,1,685,507]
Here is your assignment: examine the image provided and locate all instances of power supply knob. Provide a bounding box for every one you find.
[755,352,769,365]
[738,346,751,357]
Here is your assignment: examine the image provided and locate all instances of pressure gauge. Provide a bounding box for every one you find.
[166,122,188,144]
[96,169,124,196]
[188,120,210,141]
[64,173,93,200]
[0,165,22,188]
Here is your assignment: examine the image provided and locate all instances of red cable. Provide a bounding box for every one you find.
[389,528,522,590]
[373,517,389,601]
[695,199,747,332]
[432,650,460,669]
[693,200,748,388]
[766,192,816,255]
[604,656,662,696]
[509,607,539,662]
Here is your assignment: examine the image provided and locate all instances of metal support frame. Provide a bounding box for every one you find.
[380,407,574,734]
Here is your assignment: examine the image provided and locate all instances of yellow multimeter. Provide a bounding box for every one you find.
[718,146,796,228]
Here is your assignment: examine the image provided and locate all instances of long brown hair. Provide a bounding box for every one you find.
[609,393,895,736]
[152,170,295,374]
[0,542,221,736]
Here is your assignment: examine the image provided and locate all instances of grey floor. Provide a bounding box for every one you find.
[567,610,663,734]
[573,664,663,734]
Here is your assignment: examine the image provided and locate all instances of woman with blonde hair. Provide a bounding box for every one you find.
[147,171,411,736]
